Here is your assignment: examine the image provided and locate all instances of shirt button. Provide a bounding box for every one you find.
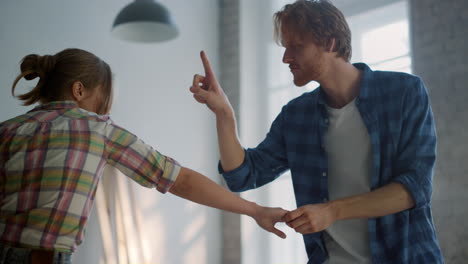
[325,119,329,124]
[323,198,328,202]
[322,172,327,177]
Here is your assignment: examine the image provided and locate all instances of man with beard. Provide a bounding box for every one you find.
[190,0,443,263]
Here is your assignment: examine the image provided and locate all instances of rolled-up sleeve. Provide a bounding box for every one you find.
[218,155,251,191]
[392,78,437,208]
[219,108,290,192]
[105,123,181,193]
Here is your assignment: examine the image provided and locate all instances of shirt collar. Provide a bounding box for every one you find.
[28,101,78,113]
[353,62,373,102]
[317,62,373,106]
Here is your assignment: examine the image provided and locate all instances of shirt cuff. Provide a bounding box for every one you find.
[156,156,181,194]
[217,155,251,192]
[392,172,430,209]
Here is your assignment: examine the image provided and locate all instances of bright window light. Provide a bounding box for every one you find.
[361,20,412,73]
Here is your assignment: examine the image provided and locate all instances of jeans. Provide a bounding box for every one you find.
[0,244,72,264]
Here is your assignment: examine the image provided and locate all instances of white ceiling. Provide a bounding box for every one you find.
[331,0,404,17]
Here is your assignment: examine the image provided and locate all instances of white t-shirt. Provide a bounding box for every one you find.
[323,99,372,264]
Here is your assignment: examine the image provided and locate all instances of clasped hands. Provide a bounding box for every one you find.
[254,202,338,239]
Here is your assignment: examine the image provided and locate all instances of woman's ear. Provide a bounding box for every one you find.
[71,81,86,101]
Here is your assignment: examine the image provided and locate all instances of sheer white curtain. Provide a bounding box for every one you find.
[95,166,150,264]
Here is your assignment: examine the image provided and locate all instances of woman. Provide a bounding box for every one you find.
[0,48,287,263]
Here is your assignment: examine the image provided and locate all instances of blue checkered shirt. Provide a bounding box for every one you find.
[220,63,444,263]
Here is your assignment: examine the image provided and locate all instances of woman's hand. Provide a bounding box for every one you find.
[283,203,337,234]
[252,205,289,239]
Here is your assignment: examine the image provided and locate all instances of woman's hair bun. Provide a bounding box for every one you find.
[20,54,57,80]
[12,48,113,110]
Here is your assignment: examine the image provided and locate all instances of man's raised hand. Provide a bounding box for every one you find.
[190,51,234,116]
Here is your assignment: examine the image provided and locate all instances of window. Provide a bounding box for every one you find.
[361,20,411,73]
[348,1,411,73]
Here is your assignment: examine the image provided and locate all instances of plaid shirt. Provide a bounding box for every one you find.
[0,101,180,252]
[221,63,444,263]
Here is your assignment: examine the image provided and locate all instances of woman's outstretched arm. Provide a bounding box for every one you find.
[169,167,288,238]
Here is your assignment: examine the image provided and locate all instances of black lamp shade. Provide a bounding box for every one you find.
[112,0,178,43]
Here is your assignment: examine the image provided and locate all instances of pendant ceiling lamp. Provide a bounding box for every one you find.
[112,0,178,43]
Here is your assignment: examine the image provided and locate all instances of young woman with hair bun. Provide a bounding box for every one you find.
[0,48,288,264]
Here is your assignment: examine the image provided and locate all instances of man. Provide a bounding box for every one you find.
[190,0,443,263]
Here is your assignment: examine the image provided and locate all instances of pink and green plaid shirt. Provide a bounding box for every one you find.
[0,101,181,252]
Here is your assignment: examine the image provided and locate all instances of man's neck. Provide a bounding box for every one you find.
[318,60,362,109]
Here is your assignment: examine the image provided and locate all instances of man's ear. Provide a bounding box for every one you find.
[327,38,336,53]
[71,81,85,101]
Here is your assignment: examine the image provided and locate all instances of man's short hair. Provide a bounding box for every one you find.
[274,0,352,62]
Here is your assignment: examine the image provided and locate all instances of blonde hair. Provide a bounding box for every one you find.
[12,48,113,115]
[273,0,352,62]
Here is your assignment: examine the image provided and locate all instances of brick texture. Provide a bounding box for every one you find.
[409,0,468,262]
[219,1,242,264]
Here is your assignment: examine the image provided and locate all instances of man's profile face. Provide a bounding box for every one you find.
[281,27,327,87]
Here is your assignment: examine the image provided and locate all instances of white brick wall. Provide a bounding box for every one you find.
[219,1,242,264]
[410,0,468,262]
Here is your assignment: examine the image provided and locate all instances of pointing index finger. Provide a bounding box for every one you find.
[200,50,215,78]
